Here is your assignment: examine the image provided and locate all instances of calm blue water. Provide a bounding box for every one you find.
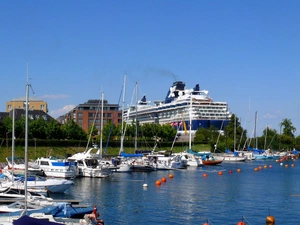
[53,159,300,224]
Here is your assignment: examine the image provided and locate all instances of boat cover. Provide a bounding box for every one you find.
[13,215,62,225]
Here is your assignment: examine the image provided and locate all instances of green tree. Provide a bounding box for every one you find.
[29,117,48,139]
[61,120,87,140]
[46,119,63,139]
[280,118,296,138]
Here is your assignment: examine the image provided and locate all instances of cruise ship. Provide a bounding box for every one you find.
[123,81,231,133]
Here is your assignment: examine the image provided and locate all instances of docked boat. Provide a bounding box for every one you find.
[123,81,231,133]
[213,151,247,162]
[67,146,115,178]
[0,202,93,219]
[147,153,189,170]
[35,156,78,178]
[130,157,157,172]
[3,156,42,176]
[1,171,74,193]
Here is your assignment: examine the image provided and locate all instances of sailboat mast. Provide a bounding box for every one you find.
[254,111,258,149]
[189,94,192,149]
[12,108,15,185]
[120,74,126,154]
[24,82,29,214]
[234,116,236,151]
[99,92,104,158]
[134,82,138,151]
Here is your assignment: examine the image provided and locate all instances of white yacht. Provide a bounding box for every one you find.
[67,146,115,178]
[35,156,78,178]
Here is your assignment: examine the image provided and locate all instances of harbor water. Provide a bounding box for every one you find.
[54,159,300,224]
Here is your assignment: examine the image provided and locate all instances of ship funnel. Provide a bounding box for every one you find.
[194,84,200,92]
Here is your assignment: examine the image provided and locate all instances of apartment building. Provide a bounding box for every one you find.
[58,99,122,133]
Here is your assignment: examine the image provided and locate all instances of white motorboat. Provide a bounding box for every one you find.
[1,171,74,193]
[35,156,78,178]
[67,147,114,178]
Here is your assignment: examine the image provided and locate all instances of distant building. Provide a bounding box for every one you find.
[6,97,48,113]
[0,108,54,124]
[57,99,122,133]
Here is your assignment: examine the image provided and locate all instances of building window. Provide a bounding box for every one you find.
[107,113,112,118]
[78,113,83,117]
[88,113,94,117]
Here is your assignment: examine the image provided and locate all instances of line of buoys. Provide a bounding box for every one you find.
[156,174,174,186]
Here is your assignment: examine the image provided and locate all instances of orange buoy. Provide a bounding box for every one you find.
[218,171,223,175]
[203,173,207,178]
[254,167,258,171]
[161,177,167,182]
[291,164,294,167]
[156,180,161,186]
[266,215,275,224]
[203,223,210,225]
[237,222,246,225]
[285,164,288,168]
[264,165,267,168]
[237,168,241,172]
[168,174,174,178]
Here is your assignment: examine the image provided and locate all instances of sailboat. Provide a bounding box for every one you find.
[0,75,93,224]
[110,74,133,172]
[68,92,116,178]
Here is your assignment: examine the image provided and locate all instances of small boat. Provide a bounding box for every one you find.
[1,171,74,194]
[0,202,93,219]
[202,158,223,165]
[35,156,78,178]
[3,156,42,176]
[200,154,223,165]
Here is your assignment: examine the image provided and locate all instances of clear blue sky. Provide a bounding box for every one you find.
[1,1,299,137]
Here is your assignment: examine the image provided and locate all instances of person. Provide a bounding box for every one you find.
[85,212,105,225]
